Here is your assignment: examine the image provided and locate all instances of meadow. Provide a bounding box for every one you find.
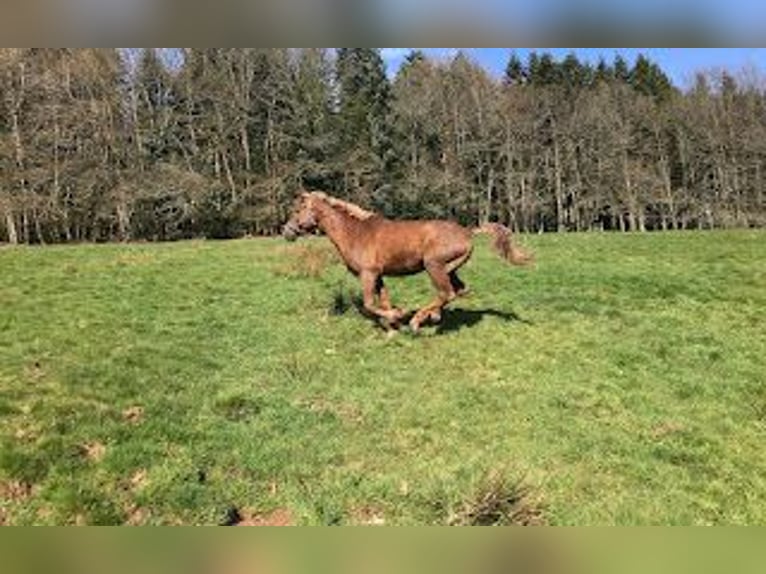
[0,230,764,525]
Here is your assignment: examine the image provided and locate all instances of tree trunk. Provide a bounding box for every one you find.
[553,138,564,232]
[221,149,237,201]
[130,83,144,170]
[116,190,130,241]
[519,173,527,233]
[483,165,494,225]
[34,207,45,245]
[4,208,18,244]
[11,94,28,244]
[241,125,252,189]
[621,148,636,232]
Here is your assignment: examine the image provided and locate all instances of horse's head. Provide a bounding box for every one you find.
[282,192,319,241]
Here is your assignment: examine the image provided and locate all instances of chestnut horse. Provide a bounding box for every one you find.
[283,191,533,332]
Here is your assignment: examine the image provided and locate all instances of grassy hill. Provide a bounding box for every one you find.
[1,230,764,524]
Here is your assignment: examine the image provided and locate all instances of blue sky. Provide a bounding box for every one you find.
[380,49,766,89]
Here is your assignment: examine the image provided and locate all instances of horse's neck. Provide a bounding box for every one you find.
[316,204,365,263]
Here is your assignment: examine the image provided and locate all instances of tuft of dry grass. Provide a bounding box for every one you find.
[271,243,338,278]
[447,473,545,526]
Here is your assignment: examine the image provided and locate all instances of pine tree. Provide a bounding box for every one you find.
[504,52,526,86]
[594,57,612,84]
[630,54,674,102]
[293,48,335,185]
[629,54,654,97]
[561,52,586,92]
[335,49,393,201]
[403,50,427,69]
[527,52,541,85]
[614,54,630,83]
[336,49,392,156]
[535,53,560,86]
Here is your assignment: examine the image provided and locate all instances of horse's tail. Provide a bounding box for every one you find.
[473,223,534,266]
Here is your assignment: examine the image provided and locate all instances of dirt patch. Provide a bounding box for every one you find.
[650,422,685,439]
[36,506,54,522]
[215,395,264,423]
[125,504,149,526]
[297,398,364,424]
[14,424,39,443]
[122,406,144,425]
[350,506,386,526]
[222,507,294,526]
[23,360,46,382]
[80,441,107,462]
[129,469,149,491]
[0,479,35,502]
[113,252,156,267]
[0,483,39,524]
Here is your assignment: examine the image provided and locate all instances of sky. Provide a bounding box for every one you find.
[380,49,766,89]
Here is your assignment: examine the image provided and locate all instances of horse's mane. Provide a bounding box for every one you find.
[309,191,377,221]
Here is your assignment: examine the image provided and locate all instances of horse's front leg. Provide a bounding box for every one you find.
[362,272,405,327]
[375,277,405,317]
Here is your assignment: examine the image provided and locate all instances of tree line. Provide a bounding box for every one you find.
[1,48,764,244]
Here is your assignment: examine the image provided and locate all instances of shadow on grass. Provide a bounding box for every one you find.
[435,307,532,334]
[330,288,531,334]
[329,289,361,316]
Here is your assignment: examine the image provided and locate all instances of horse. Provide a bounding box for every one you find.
[282,191,533,332]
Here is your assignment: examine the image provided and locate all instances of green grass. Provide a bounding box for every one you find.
[1,230,765,525]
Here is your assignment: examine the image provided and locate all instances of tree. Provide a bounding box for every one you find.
[613,55,631,83]
[1,48,765,243]
[335,49,393,203]
[594,57,612,85]
[292,49,336,187]
[630,53,674,101]
[503,52,526,86]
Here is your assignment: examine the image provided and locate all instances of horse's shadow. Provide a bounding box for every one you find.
[331,291,531,334]
[434,307,532,334]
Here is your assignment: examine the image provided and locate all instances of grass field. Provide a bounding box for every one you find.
[1,230,765,525]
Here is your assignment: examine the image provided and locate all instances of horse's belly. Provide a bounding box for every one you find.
[381,252,424,275]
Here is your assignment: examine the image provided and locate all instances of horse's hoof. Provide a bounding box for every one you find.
[379,316,400,330]
[427,310,442,324]
[391,307,406,321]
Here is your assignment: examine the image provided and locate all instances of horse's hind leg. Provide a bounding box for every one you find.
[409,263,456,332]
[449,271,470,297]
[448,248,472,297]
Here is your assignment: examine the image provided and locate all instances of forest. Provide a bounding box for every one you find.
[1,48,764,244]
